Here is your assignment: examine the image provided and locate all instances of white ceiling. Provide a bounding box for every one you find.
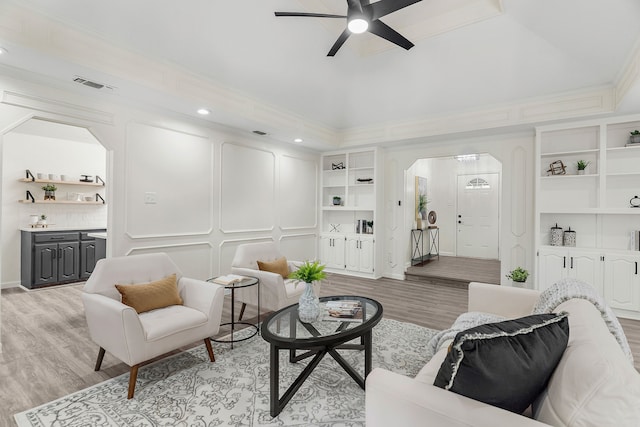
[1,0,640,148]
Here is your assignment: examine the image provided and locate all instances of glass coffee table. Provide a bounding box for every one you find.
[261,295,383,417]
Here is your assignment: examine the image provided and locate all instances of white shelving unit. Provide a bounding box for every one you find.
[535,114,640,320]
[319,149,381,278]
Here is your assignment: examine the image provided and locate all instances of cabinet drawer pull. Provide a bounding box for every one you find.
[563,256,566,269]
[570,257,574,269]
[50,237,65,240]
[636,262,638,275]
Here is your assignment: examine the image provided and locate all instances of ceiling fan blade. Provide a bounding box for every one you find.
[366,0,422,20]
[327,29,351,57]
[368,20,414,50]
[275,12,346,18]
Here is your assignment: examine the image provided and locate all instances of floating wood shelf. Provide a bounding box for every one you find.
[18,200,105,205]
[18,178,104,187]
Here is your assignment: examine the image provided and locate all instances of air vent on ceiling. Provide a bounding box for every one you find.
[252,130,267,136]
[73,76,115,90]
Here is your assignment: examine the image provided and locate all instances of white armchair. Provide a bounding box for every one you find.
[82,253,225,399]
[230,242,321,318]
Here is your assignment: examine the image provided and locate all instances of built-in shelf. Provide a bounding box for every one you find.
[607,172,640,177]
[541,149,600,157]
[540,173,599,179]
[607,145,640,152]
[540,208,640,214]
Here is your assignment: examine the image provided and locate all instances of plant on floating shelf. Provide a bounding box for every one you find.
[506,267,529,283]
[576,160,590,171]
[630,130,640,135]
[41,184,57,192]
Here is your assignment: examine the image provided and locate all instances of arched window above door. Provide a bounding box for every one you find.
[465,178,490,190]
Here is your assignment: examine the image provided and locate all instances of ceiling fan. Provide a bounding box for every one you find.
[275,0,423,56]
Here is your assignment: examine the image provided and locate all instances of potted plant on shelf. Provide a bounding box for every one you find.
[506,267,529,288]
[42,184,57,200]
[333,196,342,206]
[630,130,640,144]
[289,260,326,323]
[576,160,590,175]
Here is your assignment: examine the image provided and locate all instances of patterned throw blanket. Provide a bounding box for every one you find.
[427,278,633,364]
[533,277,633,364]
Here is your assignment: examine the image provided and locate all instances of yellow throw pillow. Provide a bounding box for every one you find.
[115,273,183,314]
[257,257,289,279]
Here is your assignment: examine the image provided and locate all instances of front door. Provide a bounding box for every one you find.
[456,173,499,259]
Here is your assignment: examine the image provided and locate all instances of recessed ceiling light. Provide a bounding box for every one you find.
[294,138,303,143]
[197,108,210,115]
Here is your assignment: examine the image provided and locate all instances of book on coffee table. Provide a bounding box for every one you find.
[323,300,363,322]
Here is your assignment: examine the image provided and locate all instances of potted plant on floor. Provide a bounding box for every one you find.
[42,184,57,200]
[506,267,529,287]
[289,260,326,323]
[576,160,590,175]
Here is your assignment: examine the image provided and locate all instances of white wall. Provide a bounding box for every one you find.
[1,130,107,287]
[0,74,320,295]
[383,134,534,283]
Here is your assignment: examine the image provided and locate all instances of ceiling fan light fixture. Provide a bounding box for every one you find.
[347,18,368,34]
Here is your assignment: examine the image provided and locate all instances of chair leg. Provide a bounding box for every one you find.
[238,302,247,321]
[128,364,140,399]
[204,338,215,362]
[94,347,106,371]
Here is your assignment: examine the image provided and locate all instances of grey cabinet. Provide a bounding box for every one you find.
[21,229,105,289]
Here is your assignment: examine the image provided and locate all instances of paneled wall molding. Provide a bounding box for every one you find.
[126,241,214,256]
[278,154,318,231]
[2,91,114,125]
[339,87,616,147]
[219,142,276,234]
[124,123,214,238]
[510,146,526,238]
[278,232,317,241]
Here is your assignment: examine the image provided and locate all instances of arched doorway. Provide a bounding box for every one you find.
[1,118,108,289]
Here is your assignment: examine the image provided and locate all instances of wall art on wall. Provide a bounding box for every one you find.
[415,176,428,228]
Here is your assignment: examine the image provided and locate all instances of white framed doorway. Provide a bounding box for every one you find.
[456,173,500,259]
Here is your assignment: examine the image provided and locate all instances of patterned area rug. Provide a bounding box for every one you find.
[15,319,438,426]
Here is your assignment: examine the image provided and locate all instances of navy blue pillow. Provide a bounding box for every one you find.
[434,313,569,414]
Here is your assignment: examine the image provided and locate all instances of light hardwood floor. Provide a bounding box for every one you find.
[1,274,639,426]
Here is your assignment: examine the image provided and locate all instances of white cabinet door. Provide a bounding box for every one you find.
[567,251,603,297]
[538,248,602,294]
[345,236,374,273]
[320,235,345,270]
[345,237,360,271]
[538,248,567,291]
[359,237,374,273]
[604,254,640,311]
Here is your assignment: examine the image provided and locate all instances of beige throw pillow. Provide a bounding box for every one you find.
[115,273,183,314]
[257,257,289,279]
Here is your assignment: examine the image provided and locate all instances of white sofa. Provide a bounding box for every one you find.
[366,282,640,427]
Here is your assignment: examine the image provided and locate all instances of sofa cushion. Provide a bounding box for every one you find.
[257,256,289,279]
[534,299,640,426]
[434,313,569,414]
[115,273,183,314]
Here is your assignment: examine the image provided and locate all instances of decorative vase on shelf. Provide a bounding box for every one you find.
[512,280,526,288]
[29,215,39,225]
[298,282,321,323]
[577,170,585,175]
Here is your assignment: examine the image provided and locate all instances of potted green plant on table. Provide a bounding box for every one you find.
[506,267,529,287]
[42,184,57,200]
[289,260,327,323]
[576,160,590,175]
[38,214,47,226]
[630,130,640,144]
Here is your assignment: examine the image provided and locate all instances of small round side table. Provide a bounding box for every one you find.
[207,276,259,349]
